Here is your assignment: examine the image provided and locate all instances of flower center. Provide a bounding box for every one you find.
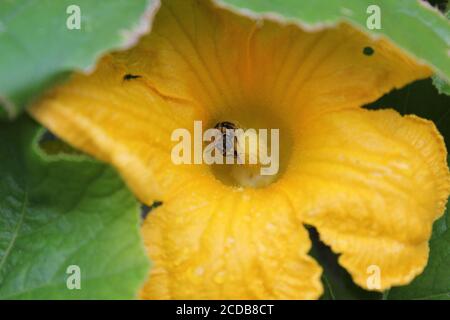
[208,106,293,189]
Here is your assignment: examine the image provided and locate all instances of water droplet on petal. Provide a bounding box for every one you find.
[266,223,276,232]
[195,266,205,276]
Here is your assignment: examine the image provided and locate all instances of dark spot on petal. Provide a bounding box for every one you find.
[363,46,375,56]
[123,74,142,81]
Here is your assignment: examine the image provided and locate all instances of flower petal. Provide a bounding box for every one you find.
[142,0,433,118]
[29,54,210,203]
[30,0,431,201]
[279,108,450,290]
[140,185,322,299]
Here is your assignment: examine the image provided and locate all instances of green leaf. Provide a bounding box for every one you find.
[366,79,450,300]
[0,0,159,119]
[217,0,450,82]
[432,75,450,95]
[0,116,149,299]
[432,9,450,96]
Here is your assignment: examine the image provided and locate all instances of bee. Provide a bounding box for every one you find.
[213,121,241,158]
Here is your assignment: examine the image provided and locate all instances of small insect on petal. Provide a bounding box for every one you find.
[123,74,142,81]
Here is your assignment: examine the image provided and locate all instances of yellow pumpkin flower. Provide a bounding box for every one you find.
[29,0,450,299]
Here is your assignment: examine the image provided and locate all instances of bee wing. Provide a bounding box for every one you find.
[204,141,217,154]
[236,152,244,164]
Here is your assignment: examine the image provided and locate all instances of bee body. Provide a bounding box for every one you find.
[214,121,240,158]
